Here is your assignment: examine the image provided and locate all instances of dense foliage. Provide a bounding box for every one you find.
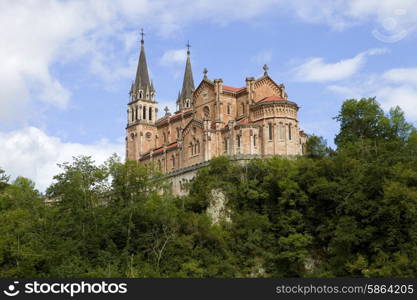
[0,98,416,277]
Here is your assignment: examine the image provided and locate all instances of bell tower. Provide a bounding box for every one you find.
[126,29,158,161]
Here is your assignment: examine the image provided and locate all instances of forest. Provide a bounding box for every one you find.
[0,97,416,277]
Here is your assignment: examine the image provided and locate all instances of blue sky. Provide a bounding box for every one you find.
[1,0,417,191]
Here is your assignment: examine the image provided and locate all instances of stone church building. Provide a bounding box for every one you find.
[126,35,307,195]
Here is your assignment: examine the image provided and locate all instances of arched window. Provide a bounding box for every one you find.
[163,132,167,144]
[135,106,138,120]
[227,104,231,115]
[253,134,257,147]
[189,142,193,156]
[139,90,143,99]
[130,108,134,122]
[288,124,292,140]
[185,99,191,108]
[224,138,228,153]
[143,106,146,119]
[279,123,285,140]
[237,135,241,148]
[195,140,200,154]
[203,106,210,118]
[171,155,175,169]
[176,127,180,138]
[268,123,273,140]
[149,107,152,121]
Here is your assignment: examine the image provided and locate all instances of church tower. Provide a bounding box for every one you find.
[126,29,158,161]
[176,43,195,112]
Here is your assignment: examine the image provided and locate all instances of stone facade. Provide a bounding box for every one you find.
[126,38,307,195]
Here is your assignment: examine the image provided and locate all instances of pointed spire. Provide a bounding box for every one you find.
[133,28,152,98]
[179,42,195,108]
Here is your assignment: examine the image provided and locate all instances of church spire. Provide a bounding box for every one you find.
[179,41,195,109]
[132,29,154,100]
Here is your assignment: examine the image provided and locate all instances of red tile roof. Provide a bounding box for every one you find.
[236,119,252,125]
[157,109,192,125]
[259,95,286,102]
[166,142,177,149]
[171,109,192,118]
[223,85,245,92]
[144,142,178,156]
[153,147,164,153]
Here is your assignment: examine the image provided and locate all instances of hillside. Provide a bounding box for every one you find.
[0,98,416,277]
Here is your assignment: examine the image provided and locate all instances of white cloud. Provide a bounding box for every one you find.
[379,68,417,119]
[2,0,417,123]
[0,0,152,123]
[0,1,94,121]
[288,0,417,35]
[328,67,417,122]
[293,48,387,82]
[160,49,188,66]
[377,85,417,119]
[0,127,123,192]
[89,51,137,83]
[293,56,364,82]
[160,49,189,80]
[382,67,417,85]
[1,0,269,122]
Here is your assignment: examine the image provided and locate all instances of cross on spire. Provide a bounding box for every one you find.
[140,28,145,44]
[186,41,191,55]
[164,106,170,115]
[263,64,269,76]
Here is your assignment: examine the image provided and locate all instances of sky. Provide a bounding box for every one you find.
[1,0,417,192]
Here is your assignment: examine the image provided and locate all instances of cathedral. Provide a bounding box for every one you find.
[126,33,307,194]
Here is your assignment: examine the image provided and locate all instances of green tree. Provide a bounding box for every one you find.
[0,177,47,277]
[335,97,389,148]
[0,168,9,191]
[305,135,332,158]
[1,97,416,278]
